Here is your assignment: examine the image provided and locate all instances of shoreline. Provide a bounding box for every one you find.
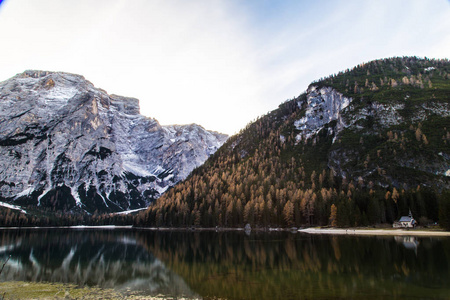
[1,225,449,236]
[299,227,450,236]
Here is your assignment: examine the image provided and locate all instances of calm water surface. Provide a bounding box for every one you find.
[0,228,449,299]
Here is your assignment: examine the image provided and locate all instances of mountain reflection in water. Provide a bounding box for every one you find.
[1,229,450,299]
[0,229,197,298]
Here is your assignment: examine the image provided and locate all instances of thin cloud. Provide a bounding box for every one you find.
[0,0,449,135]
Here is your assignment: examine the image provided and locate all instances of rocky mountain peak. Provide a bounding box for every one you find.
[0,70,228,213]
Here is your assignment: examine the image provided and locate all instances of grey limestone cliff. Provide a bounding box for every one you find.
[0,70,228,213]
[293,83,450,188]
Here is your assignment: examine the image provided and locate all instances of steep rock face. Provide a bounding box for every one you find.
[0,70,227,213]
[294,86,351,142]
[294,82,450,188]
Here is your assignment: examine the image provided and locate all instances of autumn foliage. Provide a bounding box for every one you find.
[136,57,448,228]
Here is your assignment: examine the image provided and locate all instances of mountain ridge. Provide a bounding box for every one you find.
[138,56,450,228]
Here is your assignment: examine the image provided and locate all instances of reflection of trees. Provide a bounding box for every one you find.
[1,230,450,299]
[140,231,450,300]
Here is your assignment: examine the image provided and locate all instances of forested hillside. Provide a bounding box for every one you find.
[137,57,450,228]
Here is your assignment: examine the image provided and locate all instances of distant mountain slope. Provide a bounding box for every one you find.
[0,70,227,213]
[139,57,450,228]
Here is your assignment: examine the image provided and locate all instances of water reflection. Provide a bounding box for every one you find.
[395,236,420,254]
[0,229,449,299]
[0,229,198,298]
[139,231,450,299]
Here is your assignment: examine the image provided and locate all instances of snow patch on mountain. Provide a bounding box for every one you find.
[0,201,27,214]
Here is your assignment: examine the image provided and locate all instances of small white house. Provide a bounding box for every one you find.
[393,210,416,228]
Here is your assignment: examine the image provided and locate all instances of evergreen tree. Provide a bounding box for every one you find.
[439,192,450,230]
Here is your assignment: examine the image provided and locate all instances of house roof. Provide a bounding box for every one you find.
[399,216,413,222]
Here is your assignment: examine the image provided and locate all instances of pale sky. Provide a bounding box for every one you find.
[0,0,449,135]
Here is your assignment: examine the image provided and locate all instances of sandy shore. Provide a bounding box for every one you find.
[299,228,450,236]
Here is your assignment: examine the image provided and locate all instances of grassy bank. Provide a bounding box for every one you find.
[0,281,196,300]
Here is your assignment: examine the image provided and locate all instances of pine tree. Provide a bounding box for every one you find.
[439,192,450,230]
[329,204,337,227]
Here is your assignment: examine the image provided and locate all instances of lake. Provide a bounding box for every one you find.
[0,228,449,299]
